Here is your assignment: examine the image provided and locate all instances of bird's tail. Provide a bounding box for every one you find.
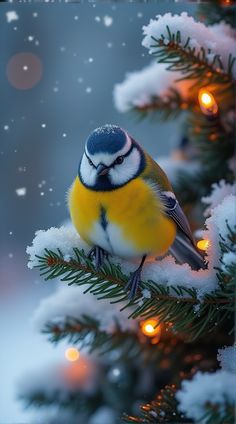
[169,234,206,271]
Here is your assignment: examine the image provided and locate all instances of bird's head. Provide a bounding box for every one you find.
[79,125,145,190]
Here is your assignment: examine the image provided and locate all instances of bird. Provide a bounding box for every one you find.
[68,124,205,299]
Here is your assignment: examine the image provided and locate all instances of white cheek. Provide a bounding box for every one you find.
[80,154,97,186]
[109,148,140,185]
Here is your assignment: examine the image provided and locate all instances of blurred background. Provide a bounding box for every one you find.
[0,1,196,422]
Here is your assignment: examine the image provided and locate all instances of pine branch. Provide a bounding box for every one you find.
[42,315,145,358]
[20,389,103,414]
[149,29,235,87]
[123,384,187,423]
[33,228,235,341]
[123,385,235,424]
[132,88,194,122]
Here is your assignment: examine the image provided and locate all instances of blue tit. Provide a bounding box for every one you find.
[68,124,205,299]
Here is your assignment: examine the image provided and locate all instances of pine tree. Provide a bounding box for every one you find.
[20,2,236,423]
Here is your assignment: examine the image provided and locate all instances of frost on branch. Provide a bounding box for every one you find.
[113,62,193,113]
[142,12,236,78]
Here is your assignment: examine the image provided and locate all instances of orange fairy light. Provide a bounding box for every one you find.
[198,89,218,116]
[141,318,161,340]
[65,347,80,362]
[197,239,210,251]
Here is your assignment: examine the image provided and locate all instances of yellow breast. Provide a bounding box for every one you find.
[68,176,176,258]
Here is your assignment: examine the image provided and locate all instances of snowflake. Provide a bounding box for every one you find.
[6,11,19,23]
[16,187,27,197]
[103,15,113,27]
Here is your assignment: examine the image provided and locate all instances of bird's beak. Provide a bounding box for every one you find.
[97,164,110,176]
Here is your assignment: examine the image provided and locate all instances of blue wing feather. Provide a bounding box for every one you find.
[159,191,195,245]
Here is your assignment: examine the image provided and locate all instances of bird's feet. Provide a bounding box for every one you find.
[125,255,146,300]
[88,246,108,269]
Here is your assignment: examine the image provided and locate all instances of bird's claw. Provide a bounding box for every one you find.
[88,246,108,269]
[125,267,142,300]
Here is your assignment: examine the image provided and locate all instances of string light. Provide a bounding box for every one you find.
[65,347,80,362]
[198,89,218,117]
[197,239,210,251]
[141,318,161,339]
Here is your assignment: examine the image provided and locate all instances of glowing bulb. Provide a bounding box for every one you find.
[141,318,161,338]
[197,239,210,251]
[198,89,218,116]
[65,347,80,362]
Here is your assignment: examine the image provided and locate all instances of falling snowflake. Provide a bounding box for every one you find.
[86,87,92,94]
[41,123,46,128]
[28,35,34,42]
[74,15,79,20]
[95,16,101,22]
[4,125,9,131]
[103,15,113,27]
[6,11,19,23]
[16,187,27,197]
[88,57,94,63]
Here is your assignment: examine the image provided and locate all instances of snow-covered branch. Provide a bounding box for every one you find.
[113,62,193,113]
[176,345,236,423]
[142,12,236,78]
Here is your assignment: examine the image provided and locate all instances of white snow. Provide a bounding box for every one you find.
[176,370,236,422]
[27,195,236,299]
[114,62,193,113]
[33,283,138,334]
[217,345,236,373]
[26,225,89,269]
[202,180,236,217]
[6,11,19,23]
[142,13,236,78]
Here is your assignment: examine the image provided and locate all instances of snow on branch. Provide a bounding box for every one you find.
[113,62,193,113]
[202,179,236,217]
[27,195,236,300]
[33,284,138,334]
[142,12,236,78]
[176,343,236,422]
[176,370,236,422]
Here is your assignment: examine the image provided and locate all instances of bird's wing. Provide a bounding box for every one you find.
[142,154,195,245]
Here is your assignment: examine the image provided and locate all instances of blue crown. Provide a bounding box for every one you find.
[86,125,127,155]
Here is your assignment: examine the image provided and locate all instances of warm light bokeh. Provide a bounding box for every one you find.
[65,347,80,362]
[197,239,210,251]
[198,89,218,116]
[141,318,161,338]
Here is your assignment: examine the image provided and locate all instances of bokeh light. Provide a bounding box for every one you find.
[65,347,80,362]
[141,318,161,339]
[197,239,210,251]
[6,52,43,90]
[198,88,218,116]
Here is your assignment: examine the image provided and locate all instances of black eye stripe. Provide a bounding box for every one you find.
[85,144,134,168]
